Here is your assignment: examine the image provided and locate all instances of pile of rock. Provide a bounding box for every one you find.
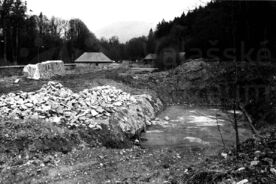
[0,81,137,129]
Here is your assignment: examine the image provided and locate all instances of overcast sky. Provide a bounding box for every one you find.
[27,0,210,42]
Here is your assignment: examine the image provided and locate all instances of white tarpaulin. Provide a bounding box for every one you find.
[23,60,65,80]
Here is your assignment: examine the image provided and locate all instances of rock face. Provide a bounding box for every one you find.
[110,94,163,138]
[23,60,65,80]
[0,81,163,137]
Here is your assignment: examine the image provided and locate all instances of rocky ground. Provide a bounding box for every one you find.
[0,61,276,184]
[0,70,165,183]
[0,145,194,184]
[0,81,138,129]
[0,121,275,184]
[182,127,276,184]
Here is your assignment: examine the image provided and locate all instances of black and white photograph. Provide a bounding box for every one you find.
[0,0,276,183]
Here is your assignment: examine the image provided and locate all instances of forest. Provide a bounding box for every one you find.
[0,0,276,66]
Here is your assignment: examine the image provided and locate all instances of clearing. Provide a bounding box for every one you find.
[0,62,275,184]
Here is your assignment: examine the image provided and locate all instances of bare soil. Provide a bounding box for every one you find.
[0,69,152,96]
[1,66,275,184]
[0,105,252,184]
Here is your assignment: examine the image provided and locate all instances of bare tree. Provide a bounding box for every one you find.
[49,17,68,39]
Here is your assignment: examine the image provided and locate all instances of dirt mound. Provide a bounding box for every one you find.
[115,59,276,108]
[133,59,210,83]
[126,59,214,105]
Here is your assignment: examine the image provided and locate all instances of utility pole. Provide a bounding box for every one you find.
[231,0,240,156]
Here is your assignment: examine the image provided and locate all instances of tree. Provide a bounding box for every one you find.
[107,36,120,61]
[49,17,68,39]
[125,36,147,60]
[153,1,276,62]
[0,0,27,64]
[66,18,99,55]
[1,0,14,64]
[10,0,27,63]
[146,29,156,53]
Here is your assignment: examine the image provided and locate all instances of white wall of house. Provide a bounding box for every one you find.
[76,62,114,72]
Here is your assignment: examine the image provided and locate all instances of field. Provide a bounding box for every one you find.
[0,63,276,184]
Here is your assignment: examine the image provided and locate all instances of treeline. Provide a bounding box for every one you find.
[0,0,101,65]
[100,35,150,62]
[1,0,276,66]
[154,0,276,65]
[103,1,276,68]
[0,0,154,65]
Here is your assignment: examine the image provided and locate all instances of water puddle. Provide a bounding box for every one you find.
[141,106,252,156]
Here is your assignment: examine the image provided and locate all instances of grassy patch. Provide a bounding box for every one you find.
[0,117,133,172]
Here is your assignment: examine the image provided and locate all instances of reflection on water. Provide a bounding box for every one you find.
[183,137,210,145]
[141,106,252,156]
[188,115,224,126]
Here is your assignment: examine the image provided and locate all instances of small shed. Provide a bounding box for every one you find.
[144,54,157,65]
[75,52,113,69]
[179,52,186,64]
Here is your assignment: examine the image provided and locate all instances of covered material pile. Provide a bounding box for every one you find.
[0,81,137,129]
[23,60,65,80]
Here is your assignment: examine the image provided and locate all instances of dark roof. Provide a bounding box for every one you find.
[179,52,186,56]
[75,52,113,63]
[144,54,157,60]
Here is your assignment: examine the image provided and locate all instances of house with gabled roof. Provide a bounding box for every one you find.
[144,54,157,65]
[75,52,114,69]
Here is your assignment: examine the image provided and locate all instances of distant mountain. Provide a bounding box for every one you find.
[95,21,156,43]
